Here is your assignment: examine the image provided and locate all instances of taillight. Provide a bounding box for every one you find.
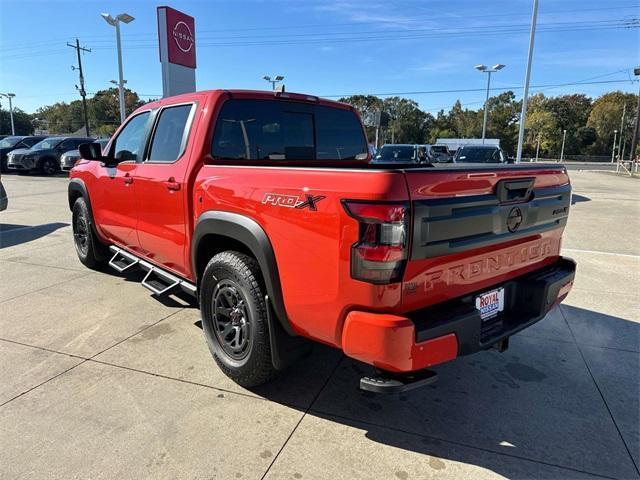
[343,201,409,284]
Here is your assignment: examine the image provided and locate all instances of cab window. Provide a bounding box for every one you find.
[148,104,193,163]
[110,112,151,162]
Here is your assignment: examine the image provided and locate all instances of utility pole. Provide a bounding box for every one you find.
[630,68,640,162]
[618,103,626,161]
[67,38,91,136]
[535,134,540,161]
[611,130,618,163]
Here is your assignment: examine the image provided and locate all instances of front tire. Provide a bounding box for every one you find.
[72,197,107,269]
[41,158,58,175]
[200,251,276,387]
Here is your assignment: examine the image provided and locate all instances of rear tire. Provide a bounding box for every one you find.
[72,197,107,269]
[200,251,276,387]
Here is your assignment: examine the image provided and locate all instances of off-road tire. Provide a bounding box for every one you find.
[72,197,108,269]
[200,251,276,387]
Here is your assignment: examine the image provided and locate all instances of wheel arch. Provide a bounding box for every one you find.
[192,211,294,335]
[68,178,99,235]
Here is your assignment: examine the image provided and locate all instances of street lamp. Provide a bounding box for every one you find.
[263,75,284,91]
[560,129,567,162]
[101,12,135,124]
[612,130,618,163]
[475,63,505,144]
[0,93,16,135]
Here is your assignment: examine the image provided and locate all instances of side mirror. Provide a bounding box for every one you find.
[79,142,104,161]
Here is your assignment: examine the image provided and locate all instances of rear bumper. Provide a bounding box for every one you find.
[342,257,576,373]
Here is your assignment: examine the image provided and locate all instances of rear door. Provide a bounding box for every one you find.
[402,165,571,311]
[133,102,196,277]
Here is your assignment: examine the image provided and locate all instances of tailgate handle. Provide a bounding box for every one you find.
[496,178,534,203]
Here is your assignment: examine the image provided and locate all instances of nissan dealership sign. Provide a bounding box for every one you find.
[157,6,196,97]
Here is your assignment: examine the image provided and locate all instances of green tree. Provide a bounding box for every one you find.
[0,108,34,135]
[382,96,427,144]
[587,91,637,156]
[484,91,521,154]
[525,110,560,157]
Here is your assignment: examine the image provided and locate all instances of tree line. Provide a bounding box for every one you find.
[1,88,637,158]
[339,91,638,158]
[0,88,150,138]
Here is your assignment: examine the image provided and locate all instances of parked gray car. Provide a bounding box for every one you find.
[7,136,93,175]
[60,138,109,171]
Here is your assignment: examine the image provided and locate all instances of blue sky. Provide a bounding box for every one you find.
[1,0,638,114]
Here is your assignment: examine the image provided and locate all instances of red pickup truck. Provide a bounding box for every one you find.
[69,89,575,393]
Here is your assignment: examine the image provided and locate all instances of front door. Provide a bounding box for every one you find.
[92,111,152,251]
[133,103,195,277]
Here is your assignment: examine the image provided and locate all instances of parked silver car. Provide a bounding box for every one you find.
[60,138,109,171]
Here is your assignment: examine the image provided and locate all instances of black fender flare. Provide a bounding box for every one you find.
[68,178,98,236]
[192,211,294,335]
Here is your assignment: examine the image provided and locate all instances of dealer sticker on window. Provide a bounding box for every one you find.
[475,287,505,321]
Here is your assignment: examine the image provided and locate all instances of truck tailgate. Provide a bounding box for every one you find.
[402,165,571,312]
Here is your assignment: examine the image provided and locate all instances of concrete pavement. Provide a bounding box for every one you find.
[0,171,638,479]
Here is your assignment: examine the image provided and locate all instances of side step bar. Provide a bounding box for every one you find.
[108,246,197,298]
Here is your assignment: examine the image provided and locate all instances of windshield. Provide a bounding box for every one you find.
[31,138,64,150]
[374,146,416,162]
[431,146,448,154]
[456,147,503,163]
[0,137,23,148]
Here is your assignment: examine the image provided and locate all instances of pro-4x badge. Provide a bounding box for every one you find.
[262,193,326,211]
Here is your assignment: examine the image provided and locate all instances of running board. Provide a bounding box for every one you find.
[108,246,197,297]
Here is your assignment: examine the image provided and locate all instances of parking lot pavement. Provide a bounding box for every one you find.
[1,171,638,479]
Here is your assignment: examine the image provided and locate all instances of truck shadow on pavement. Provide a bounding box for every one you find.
[0,222,68,248]
[247,304,639,479]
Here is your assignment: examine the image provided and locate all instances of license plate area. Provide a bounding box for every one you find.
[475,287,505,321]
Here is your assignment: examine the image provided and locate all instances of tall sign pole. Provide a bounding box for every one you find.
[516,0,539,163]
[629,67,640,162]
[157,6,197,97]
[67,39,91,136]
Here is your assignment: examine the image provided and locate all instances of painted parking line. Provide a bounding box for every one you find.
[562,248,640,259]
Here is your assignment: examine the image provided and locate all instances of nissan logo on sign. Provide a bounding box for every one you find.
[173,21,194,53]
[158,6,196,69]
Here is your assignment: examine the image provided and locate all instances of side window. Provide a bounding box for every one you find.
[111,112,151,162]
[148,104,193,162]
[58,140,75,151]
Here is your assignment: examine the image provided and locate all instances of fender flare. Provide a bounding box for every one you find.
[192,211,294,335]
[68,178,99,236]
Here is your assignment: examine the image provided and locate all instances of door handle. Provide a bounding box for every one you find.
[165,177,181,191]
[123,173,133,185]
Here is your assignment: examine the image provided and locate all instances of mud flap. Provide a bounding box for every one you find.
[265,295,312,370]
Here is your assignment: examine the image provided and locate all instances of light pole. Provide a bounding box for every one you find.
[535,134,540,162]
[516,0,539,163]
[0,93,16,135]
[560,129,567,161]
[612,130,618,163]
[101,12,135,124]
[263,75,284,91]
[475,64,505,144]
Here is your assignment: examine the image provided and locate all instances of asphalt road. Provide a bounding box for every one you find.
[0,170,638,479]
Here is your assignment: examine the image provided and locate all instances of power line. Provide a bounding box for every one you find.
[319,78,637,99]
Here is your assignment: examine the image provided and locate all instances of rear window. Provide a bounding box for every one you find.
[211,99,367,162]
[456,147,504,163]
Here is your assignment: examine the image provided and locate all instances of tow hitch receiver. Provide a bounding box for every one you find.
[360,369,438,394]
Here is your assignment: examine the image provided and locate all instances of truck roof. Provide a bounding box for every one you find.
[138,89,353,113]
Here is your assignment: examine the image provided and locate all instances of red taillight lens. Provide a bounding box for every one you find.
[343,201,409,284]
